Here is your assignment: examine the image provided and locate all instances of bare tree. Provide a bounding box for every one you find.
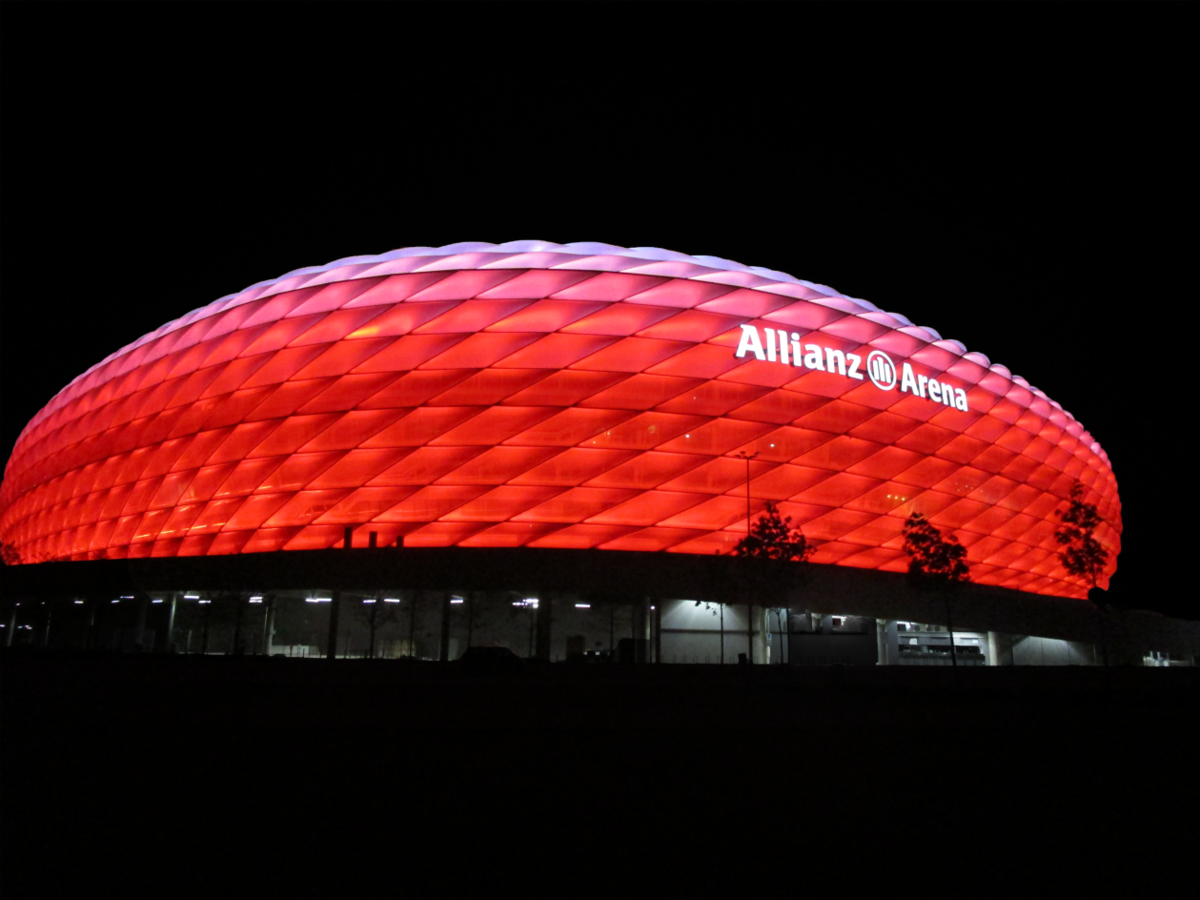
[902,513,970,666]
[1055,483,1113,666]
[732,501,814,664]
[354,593,401,659]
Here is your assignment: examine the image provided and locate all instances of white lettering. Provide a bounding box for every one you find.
[735,324,765,361]
[825,348,847,376]
[804,344,826,371]
[846,353,863,380]
[731,331,966,410]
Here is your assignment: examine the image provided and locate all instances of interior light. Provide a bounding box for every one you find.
[306,597,332,603]
[152,599,163,604]
[575,603,591,609]
[249,599,262,604]
[249,595,263,601]
[121,596,134,599]
[450,598,464,604]
[199,600,211,605]
[74,600,84,605]
[383,598,400,603]
[363,599,376,604]
[184,594,200,599]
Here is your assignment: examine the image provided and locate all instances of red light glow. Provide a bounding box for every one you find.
[0,242,1120,597]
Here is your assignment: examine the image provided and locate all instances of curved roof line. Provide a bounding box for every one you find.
[16,241,1108,465]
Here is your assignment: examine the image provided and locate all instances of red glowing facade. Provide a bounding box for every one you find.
[0,242,1120,597]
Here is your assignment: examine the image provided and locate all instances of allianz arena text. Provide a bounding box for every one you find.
[0,242,1120,599]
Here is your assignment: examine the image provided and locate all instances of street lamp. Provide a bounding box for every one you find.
[731,450,759,665]
[731,450,759,541]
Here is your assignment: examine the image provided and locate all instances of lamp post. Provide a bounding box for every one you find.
[732,450,758,663]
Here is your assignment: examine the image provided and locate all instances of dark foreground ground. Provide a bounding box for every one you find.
[3,653,1196,894]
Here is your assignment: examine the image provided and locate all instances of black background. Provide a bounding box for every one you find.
[1,9,1190,617]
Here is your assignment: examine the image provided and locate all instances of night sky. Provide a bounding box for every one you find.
[1,11,1189,618]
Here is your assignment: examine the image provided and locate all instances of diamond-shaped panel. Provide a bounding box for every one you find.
[0,242,1121,597]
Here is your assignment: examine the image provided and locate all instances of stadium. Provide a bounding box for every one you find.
[0,241,1191,665]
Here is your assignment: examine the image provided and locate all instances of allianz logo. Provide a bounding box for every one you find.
[734,324,969,411]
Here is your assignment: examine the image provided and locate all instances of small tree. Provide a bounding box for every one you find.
[354,593,401,659]
[902,513,970,666]
[733,501,814,664]
[1055,483,1109,590]
[1056,483,1112,666]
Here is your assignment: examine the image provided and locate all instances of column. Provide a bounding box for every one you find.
[262,594,276,656]
[535,592,553,661]
[326,591,342,660]
[133,595,149,652]
[439,591,452,662]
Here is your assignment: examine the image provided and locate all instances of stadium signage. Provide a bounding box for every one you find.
[734,324,969,411]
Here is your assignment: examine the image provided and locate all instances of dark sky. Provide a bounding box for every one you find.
[1,11,1189,616]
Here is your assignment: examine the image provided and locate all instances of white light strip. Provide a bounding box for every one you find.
[575,604,591,609]
[383,598,400,603]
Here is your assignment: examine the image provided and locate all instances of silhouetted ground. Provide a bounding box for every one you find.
[3,652,1194,893]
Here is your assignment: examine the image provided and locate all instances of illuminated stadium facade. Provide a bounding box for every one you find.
[6,241,1180,666]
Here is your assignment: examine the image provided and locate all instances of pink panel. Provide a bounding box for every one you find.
[429,407,559,446]
[503,408,633,447]
[584,452,706,490]
[492,334,623,370]
[343,300,459,338]
[501,370,628,407]
[475,270,596,300]
[373,485,491,522]
[623,280,734,309]
[341,273,454,307]
[559,304,678,336]
[551,273,668,302]
[287,308,389,346]
[406,270,522,302]
[436,446,562,484]
[587,491,706,526]
[361,408,481,447]
[577,375,704,411]
[306,448,413,489]
[256,452,345,493]
[591,413,710,451]
[401,522,490,547]
[427,369,551,406]
[659,456,776,495]
[527,524,637,549]
[349,335,464,373]
[654,418,775,455]
[510,449,638,486]
[355,370,473,408]
[599,527,704,552]
[367,447,481,486]
[513,487,639,523]
[296,409,408,451]
[441,485,564,521]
